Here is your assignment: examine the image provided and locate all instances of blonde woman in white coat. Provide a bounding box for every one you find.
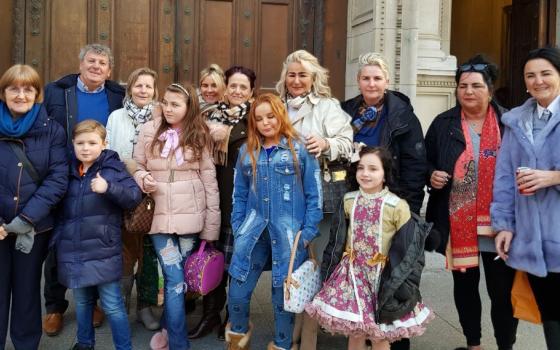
[276,49,353,350]
[105,67,160,330]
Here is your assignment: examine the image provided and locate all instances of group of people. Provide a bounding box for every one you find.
[0,41,559,350]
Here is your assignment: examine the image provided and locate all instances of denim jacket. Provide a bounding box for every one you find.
[229,138,323,287]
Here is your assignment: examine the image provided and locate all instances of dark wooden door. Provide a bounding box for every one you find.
[178,0,299,93]
[508,0,556,107]
[3,0,346,99]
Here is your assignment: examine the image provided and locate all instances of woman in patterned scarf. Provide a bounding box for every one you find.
[105,67,160,331]
[425,55,517,350]
[197,65,257,341]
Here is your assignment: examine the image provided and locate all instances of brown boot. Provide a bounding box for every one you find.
[43,313,63,336]
[267,341,299,350]
[93,304,104,328]
[225,322,252,350]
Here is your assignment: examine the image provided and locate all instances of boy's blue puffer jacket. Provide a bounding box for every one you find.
[55,149,142,289]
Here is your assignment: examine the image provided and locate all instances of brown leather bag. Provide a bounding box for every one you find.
[123,195,155,234]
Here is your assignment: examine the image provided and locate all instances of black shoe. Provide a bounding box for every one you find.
[71,344,94,350]
[188,313,221,339]
[217,321,226,341]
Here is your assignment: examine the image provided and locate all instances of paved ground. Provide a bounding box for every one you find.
[6,253,546,349]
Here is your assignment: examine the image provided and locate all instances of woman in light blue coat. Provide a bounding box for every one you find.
[492,47,560,350]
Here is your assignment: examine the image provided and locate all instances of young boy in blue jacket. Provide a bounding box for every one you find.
[54,119,142,350]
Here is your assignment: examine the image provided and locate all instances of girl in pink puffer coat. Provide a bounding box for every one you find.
[133,82,220,350]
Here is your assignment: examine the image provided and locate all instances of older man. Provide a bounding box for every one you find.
[42,43,125,336]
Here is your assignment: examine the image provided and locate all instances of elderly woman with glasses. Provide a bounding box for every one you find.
[425,55,518,350]
[0,64,68,350]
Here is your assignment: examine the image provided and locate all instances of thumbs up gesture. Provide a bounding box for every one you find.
[91,172,109,194]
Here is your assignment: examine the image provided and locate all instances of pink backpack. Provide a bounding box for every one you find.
[184,240,225,295]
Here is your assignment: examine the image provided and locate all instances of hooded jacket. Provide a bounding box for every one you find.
[55,150,142,288]
[341,91,427,214]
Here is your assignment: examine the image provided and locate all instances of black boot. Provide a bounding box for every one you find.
[217,307,228,341]
[543,320,560,350]
[71,344,94,350]
[184,298,197,314]
[188,283,226,339]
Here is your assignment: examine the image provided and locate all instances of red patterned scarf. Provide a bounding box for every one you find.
[446,107,501,270]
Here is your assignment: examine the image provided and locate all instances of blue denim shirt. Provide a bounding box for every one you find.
[229,138,323,287]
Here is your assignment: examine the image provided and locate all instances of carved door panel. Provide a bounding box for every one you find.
[179,0,298,93]
[15,0,345,97]
[21,0,175,90]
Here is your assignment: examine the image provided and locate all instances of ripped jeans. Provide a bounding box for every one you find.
[151,234,197,350]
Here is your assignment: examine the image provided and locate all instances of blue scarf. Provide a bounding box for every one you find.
[0,101,41,137]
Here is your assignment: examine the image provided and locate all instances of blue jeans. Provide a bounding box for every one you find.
[228,231,295,349]
[151,234,197,350]
[73,281,131,350]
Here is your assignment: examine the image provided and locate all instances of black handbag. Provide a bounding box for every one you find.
[321,159,350,213]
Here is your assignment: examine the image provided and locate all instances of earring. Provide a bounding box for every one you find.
[526,89,529,93]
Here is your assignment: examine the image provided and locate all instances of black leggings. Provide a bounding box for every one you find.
[452,252,518,349]
[528,272,560,350]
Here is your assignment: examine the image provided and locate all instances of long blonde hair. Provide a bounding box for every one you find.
[276,50,331,98]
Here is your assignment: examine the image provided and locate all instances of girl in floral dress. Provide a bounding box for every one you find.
[305,147,433,350]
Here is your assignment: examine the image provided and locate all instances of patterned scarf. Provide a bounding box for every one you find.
[357,96,384,118]
[197,89,220,118]
[286,92,311,111]
[158,128,184,166]
[124,97,154,144]
[447,107,501,270]
[206,101,251,165]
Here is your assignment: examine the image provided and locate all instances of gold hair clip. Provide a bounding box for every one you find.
[170,83,190,97]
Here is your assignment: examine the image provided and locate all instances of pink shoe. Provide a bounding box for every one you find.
[150,329,168,350]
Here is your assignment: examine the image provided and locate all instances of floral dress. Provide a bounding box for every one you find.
[305,188,433,342]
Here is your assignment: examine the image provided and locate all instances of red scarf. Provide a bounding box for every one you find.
[446,107,501,270]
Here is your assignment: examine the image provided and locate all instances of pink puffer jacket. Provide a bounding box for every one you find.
[133,120,220,240]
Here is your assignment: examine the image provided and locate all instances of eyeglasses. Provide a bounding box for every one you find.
[459,64,488,73]
[5,85,37,97]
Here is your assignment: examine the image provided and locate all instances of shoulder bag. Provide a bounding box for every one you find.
[123,194,155,234]
[284,231,322,313]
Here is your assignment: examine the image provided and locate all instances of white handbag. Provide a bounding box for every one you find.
[283,231,322,313]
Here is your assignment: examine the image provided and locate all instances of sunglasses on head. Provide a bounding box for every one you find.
[459,63,488,72]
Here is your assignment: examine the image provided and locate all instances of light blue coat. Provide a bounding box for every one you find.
[229,138,323,287]
[491,97,560,277]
